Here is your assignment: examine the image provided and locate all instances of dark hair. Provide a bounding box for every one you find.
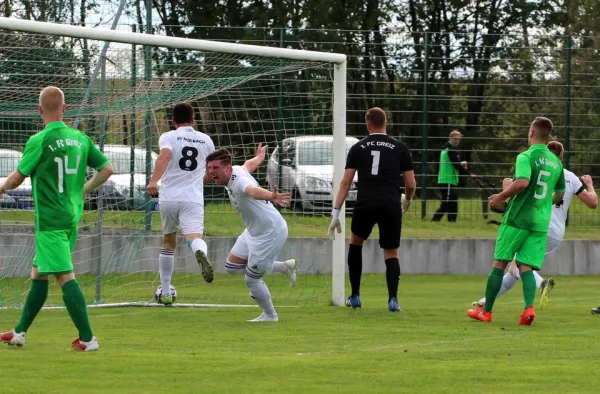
[206,148,232,165]
[531,116,553,139]
[173,102,194,124]
[547,140,564,159]
[365,107,387,128]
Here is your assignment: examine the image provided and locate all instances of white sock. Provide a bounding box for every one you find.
[159,248,174,296]
[271,261,288,274]
[496,272,519,298]
[244,269,276,317]
[512,265,521,279]
[225,259,246,275]
[533,271,544,288]
[478,270,520,305]
[189,238,208,254]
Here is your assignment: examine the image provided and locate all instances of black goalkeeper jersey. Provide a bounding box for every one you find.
[345,133,413,203]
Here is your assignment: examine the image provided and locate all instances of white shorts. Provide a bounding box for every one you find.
[159,201,204,235]
[230,226,288,274]
[545,236,562,256]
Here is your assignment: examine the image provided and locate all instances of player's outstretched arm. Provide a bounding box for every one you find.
[243,143,267,174]
[84,165,114,194]
[146,148,171,196]
[0,170,26,197]
[578,175,598,209]
[244,184,290,207]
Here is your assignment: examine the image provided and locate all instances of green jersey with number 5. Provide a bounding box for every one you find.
[503,144,566,232]
[17,121,109,231]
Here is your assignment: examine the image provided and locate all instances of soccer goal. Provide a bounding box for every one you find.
[0,18,348,309]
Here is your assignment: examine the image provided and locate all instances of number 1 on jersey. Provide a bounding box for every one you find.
[370,150,380,175]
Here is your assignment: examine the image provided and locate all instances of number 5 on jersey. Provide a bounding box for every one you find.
[534,170,551,199]
[55,155,81,193]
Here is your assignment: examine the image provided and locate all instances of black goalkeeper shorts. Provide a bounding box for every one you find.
[350,200,402,249]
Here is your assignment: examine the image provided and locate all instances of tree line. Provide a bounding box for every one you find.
[1,0,599,194]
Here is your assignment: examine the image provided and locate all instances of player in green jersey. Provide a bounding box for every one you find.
[0,87,114,351]
[467,117,565,326]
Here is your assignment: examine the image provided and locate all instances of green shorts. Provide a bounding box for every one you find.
[33,226,78,275]
[494,224,547,270]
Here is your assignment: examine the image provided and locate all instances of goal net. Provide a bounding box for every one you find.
[0,18,348,309]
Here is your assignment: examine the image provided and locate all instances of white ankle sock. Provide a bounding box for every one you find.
[159,249,174,295]
[244,272,276,317]
[271,261,287,274]
[189,238,208,255]
[479,270,519,304]
[533,271,544,288]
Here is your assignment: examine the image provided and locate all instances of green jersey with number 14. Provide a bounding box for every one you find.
[17,121,109,231]
[502,144,566,232]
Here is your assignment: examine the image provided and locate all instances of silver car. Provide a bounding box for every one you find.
[266,136,359,212]
[93,145,158,211]
[0,148,33,209]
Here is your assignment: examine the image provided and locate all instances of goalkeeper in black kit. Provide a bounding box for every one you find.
[328,107,416,312]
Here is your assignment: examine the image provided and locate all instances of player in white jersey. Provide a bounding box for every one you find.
[473,141,597,309]
[146,103,216,304]
[205,146,297,322]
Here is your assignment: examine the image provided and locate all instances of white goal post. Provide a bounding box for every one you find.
[0,17,348,307]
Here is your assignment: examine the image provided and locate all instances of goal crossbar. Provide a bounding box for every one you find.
[0,17,346,64]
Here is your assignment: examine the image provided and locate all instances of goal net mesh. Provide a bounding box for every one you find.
[0,29,337,309]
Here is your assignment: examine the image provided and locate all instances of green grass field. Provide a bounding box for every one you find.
[1,198,599,239]
[1,275,600,393]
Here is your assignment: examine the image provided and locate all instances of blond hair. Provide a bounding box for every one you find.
[449,129,463,138]
[39,86,65,114]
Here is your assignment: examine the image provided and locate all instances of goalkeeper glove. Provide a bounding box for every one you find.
[328,208,342,241]
[401,194,411,214]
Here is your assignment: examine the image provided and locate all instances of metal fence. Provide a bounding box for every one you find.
[1,22,599,230]
[137,26,599,228]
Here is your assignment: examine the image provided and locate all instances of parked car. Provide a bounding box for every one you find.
[266,136,359,212]
[86,145,158,211]
[0,148,34,209]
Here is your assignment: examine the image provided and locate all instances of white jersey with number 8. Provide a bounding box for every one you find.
[158,126,215,204]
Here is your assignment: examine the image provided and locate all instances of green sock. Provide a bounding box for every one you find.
[62,279,94,342]
[15,279,49,333]
[521,270,536,309]
[483,267,505,312]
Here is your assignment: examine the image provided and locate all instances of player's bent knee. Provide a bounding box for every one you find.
[30,267,49,280]
[225,259,246,275]
[55,272,76,287]
[383,248,399,260]
[244,266,264,284]
[349,232,365,246]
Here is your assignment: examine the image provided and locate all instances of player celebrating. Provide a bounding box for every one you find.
[328,107,416,312]
[0,86,114,351]
[472,141,597,309]
[146,103,215,305]
[467,117,565,325]
[205,147,297,322]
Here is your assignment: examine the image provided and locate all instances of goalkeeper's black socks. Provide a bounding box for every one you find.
[385,258,400,301]
[348,244,363,296]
